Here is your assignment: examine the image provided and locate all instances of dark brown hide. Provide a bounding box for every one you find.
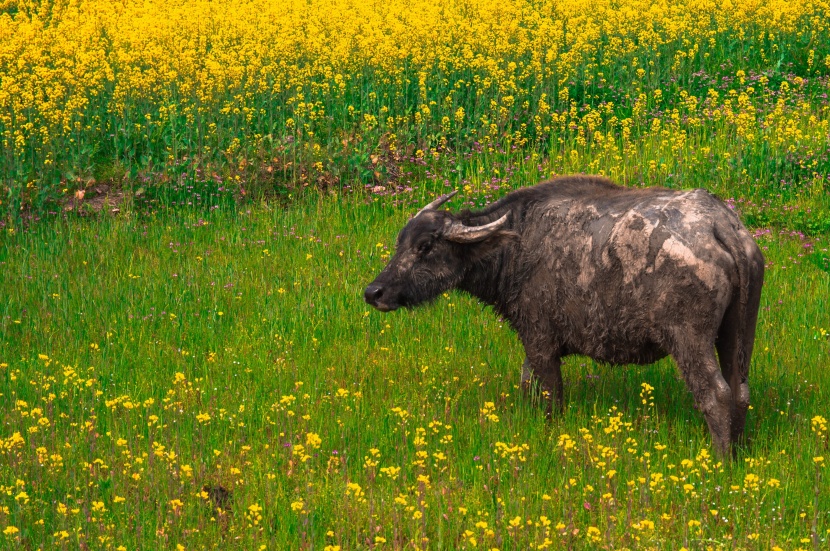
[365,176,764,456]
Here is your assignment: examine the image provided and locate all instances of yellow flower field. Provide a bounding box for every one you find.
[1,0,829,216]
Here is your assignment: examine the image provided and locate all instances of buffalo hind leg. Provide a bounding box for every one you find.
[672,340,733,457]
[522,353,564,418]
[715,307,752,446]
[716,256,764,446]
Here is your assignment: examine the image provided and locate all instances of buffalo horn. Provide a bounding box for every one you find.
[444,213,510,243]
[414,190,458,218]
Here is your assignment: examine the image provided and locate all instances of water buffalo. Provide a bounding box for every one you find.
[364,175,764,456]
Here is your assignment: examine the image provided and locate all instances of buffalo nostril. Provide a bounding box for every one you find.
[364,285,384,304]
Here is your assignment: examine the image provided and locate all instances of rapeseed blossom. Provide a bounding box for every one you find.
[2,0,829,213]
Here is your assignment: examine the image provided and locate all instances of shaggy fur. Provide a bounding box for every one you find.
[365,176,765,456]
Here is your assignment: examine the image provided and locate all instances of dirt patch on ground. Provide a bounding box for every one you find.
[63,184,127,214]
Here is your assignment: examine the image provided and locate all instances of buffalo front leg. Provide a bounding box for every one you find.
[672,340,734,457]
[522,352,564,418]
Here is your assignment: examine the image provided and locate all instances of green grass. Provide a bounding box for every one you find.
[1,194,828,549]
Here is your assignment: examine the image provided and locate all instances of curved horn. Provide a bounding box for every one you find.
[444,213,510,243]
[415,190,458,218]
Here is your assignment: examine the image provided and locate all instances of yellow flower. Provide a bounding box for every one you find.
[346,483,364,499]
[306,432,322,449]
[380,466,400,479]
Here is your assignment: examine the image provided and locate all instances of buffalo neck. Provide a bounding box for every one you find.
[456,211,524,321]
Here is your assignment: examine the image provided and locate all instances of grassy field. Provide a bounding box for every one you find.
[0,194,829,549]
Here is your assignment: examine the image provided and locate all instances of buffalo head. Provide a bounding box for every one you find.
[364,191,515,311]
